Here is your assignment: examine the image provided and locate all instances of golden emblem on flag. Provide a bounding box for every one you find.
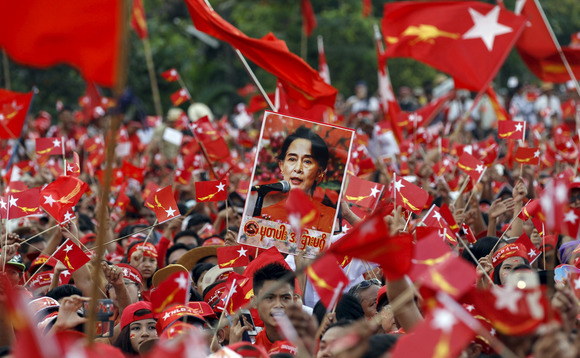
[402,25,460,44]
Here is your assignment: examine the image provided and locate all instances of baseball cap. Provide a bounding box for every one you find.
[120,301,154,330]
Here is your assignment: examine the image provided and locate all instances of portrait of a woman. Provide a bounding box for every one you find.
[256,126,336,233]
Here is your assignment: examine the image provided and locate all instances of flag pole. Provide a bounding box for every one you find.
[176,73,194,104]
[234,49,277,112]
[1,50,10,90]
[533,0,580,96]
[142,37,163,118]
[86,0,131,345]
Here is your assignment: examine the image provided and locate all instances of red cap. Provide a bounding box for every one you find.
[187,301,218,320]
[202,237,225,247]
[116,263,143,285]
[491,243,528,268]
[80,233,96,246]
[28,255,57,274]
[226,342,269,358]
[28,271,55,292]
[159,321,200,340]
[269,340,298,355]
[376,285,388,309]
[128,242,158,259]
[203,281,227,314]
[121,301,154,330]
[28,296,59,320]
[155,304,206,334]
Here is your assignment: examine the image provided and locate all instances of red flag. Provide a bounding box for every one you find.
[151,271,190,317]
[515,233,541,264]
[53,239,90,272]
[306,254,349,309]
[131,0,148,39]
[0,0,120,87]
[362,0,372,17]
[328,210,413,280]
[170,88,191,106]
[515,0,580,83]
[143,182,161,202]
[382,2,525,91]
[195,179,229,202]
[457,152,486,184]
[202,137,230,162]
[392,306,476,358]
[409,229,453,280]
[318,36,331,85]
[35,137,64,156]
[285,188,318,237]
[515,147,541,165]
[539,179,569,235]
[184,0,337,109]
[114,182,130,211]
[161,68,180,82]
[40,176,89,222]
[418,256,477,300]
[498,120,526,140]
[344,175,384,209]
[486,86,510,121]
[300,0,317,37]
[376,29,403,143]
[6,188,42,219]
[65,152,81,177]
[391,175,429,214]
[190,116,218,142]
[144,185,180,224]
[0,89,33,139]
[421,205,457,246]
[122,160,145,183]
[217,245,250,269]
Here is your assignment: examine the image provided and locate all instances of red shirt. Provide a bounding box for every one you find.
[254,329,275,352]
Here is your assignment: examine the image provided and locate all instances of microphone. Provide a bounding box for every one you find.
[251,180,290,194]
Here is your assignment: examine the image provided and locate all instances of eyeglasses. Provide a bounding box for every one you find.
[354,279,381,292]
[570,193,580,204]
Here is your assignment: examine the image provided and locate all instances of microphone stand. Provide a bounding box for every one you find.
[252,188,270,217]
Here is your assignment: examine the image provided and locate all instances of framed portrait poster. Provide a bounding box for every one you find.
[237,111,354,257]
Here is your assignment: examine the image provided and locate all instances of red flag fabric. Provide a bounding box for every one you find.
[144,185,180,224]
[122,160,145,183]
[0,0,120,87]
[285,189,318,236]
[36,137,64,156]
[344,175,384,209]
[306,254,349,309]
[498,120,526,140]
[53,239,91,273]
[151,271,190,317]
[418,256,477,300]
[486,86,510,121]
[539,179,569,235]
[161,68,179,82]
[421,205,457,246]
[131,0,148,40]
[457,152,486,184]
[382,1,525,91]
[217,245,250,269]
[318,36,331,85]
[409,229,453,280]
[195,179,229,202]
[190,116,218,142]
[65,152,81,177]
[362,0,372,17]
[170,88,191,106]
[202,137,231,162]
[515,147,541,165]
[328,210,413,280]
[184,0,337,109]
[391,175,429,214]
[515,0,580,83]
[0,89,33,139]
[300,0,317,37]
[40,176,89,222]
[392,306,476,358]
[515,233,541,264]
[6,188,42,219]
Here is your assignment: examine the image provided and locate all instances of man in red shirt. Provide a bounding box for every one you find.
[251,263,296,352]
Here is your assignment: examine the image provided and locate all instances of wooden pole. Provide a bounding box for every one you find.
[86,0,130,344]
[142,37,163,118]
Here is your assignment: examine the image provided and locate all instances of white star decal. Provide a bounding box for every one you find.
[369,185,381,198]
[162,312,171,320]
[63,211,74,221]
[67,165,74,173]
[8,196,17,207]
[216,182,225,192]
[0,198,5,209]
[490,328,496,336]
[431,309,456,333]
[64,244,73,253]
[564,210,578,224]
[61,270,70,277]
[528,249,537,258]
[342,224,350,233]
[462,6,513,51]
[555,183,568,203]
[53,139,61,147]
[237,247,248,257]
[465,304,475,312]
[492,285,522,313]
[174,274,188,289]
[574,276,580,290]
[475,164,485,174]
[534,150,540,158]
[515,123,523,132]
[432,211,442,222]
[44,195,56,207]
[393,179,404,192]
[165,206,176,217]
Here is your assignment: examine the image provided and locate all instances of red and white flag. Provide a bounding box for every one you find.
[35,137,64,156]
[53,239,90,273]
[515,147,540,165]
[144,185,180,223]
[0,89,34,139]
[5,188,42,219]
[457,152,486,184]
[391,174,429,214]
[344,175,384,209]
[161,68,179,82]
[195,179,229,202]
[498,120,526,140]
[217,245,250,269]
[170,88,190,106]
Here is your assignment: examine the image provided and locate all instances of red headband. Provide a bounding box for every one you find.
[128,242,158,260]
[491,243,528,268]
[116,263,143,285]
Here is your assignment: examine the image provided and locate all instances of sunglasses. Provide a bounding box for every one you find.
[354,279,381,291]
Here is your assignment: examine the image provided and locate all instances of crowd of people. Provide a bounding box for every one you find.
[0,72,580,358]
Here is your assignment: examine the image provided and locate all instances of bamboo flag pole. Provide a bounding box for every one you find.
[86,0,130,345]
[142,37,163,118]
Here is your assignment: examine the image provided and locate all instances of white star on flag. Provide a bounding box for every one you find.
[61,270,70,277]
[370,185,381,198]
[564,210,578,224]
[432,211,442,222]
[237,247,248,257]
[53,139,61,147]
[534,150,540,158]
[462,6,513,51]
[475,164,485,174]
[44,195,56,207]
[492,285,522,313]
[174,274,188,289]
[528,249,536,258]
[8,196,18,207]
[574,276,580,290]
[64,244,73,253]
[165,207,176,217]
[63,211,74,221]
[431,308,456,332]
[342,224,350,233]
[0,198,6,209]
[465,304,475,312]
[216,182,226,192]
[515,122,523,132]
[393,179,404,192]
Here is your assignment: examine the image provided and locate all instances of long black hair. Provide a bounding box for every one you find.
[113,308,153,355]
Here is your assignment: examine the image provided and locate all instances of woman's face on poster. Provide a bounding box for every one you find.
[279,138,322,192]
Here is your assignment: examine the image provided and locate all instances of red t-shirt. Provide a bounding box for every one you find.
[254,329,275,352]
